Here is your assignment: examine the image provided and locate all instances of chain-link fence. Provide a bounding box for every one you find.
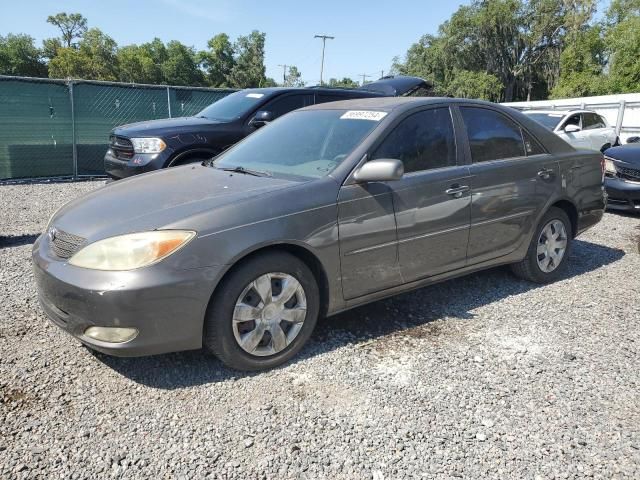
[0,76,234,180]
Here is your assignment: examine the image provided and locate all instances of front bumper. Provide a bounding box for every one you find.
[104,150,169,180]
[605,176,640,212]
[32,234,225,357]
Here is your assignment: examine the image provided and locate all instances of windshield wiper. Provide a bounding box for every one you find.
[214,165,272,177]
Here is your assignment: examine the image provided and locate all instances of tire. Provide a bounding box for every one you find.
[203,252,320,371]
[510,207,573,284]
[613,137,621,147]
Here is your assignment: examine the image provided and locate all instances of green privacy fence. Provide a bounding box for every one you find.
[0,76,235,180]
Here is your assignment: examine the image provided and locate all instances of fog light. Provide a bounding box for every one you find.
[83,326,138,343]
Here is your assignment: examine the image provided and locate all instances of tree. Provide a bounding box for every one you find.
[46,12,88,48]
[328,77,359,88]
[283,65,304,87]
[228,31,267,88]
[161,40,204,86]
[48,28,118,80]
[0,34,48,77]
[117,44,162,84]
[199,33,235,87]
[605,0,640,93]
[447,70,503,100]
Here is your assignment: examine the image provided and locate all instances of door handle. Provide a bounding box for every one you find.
[445,185,470,198]
[537,168,554,180]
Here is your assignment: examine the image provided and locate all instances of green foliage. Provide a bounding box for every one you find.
[161,41,204,86]
[116,45,162,84]
[0,34,48,77]
[447,70,503,101]
[228,31,267,88]
[46,12,87,48]
[199,33,235,87]
[48,28,118,81]
[605,2,640,92]
[328,77,359,88]
[283,66,304,87]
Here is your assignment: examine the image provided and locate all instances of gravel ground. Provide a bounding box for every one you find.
[1,180,639,479]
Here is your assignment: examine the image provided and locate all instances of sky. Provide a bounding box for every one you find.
[0,0,471,85]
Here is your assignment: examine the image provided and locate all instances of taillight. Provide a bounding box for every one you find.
[600,154,605,182]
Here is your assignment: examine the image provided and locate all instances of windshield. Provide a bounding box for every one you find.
[196,90,269,121]
[525,112,564,130]
[213,110,384,178]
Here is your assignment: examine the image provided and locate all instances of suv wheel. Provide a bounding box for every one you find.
[511,207,573,284]
[203,252,320,371]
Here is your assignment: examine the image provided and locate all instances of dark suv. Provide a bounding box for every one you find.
[104,76,431,179]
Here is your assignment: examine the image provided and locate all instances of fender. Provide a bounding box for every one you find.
[167,147,221,167]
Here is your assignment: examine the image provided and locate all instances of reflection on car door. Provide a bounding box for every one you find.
[459,106,559,264]
[582,112,611,150]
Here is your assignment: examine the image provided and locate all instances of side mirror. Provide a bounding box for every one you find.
[564,124,581,133]
[353,159,404,183]
[250,110,274,128]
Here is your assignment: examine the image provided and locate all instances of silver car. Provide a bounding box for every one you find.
[33,98,605,371]
[523,109,619,152]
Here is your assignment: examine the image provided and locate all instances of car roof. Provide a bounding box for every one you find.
[523,109,598,115]
[241,86,385,98]
[301,96,510,113]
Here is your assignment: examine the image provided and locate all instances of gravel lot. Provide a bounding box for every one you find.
[1,180,639,479]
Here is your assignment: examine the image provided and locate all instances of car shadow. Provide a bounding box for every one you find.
[0,234,40,249]
[96,239,624,389]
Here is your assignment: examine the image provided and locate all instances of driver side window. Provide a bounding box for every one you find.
[563,114,581,129]
[371,107,457,173]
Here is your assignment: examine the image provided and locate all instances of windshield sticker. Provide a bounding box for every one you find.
[246,93,264,98]
[340,110,388,121]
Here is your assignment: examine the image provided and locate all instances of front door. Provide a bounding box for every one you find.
[556,113,590,149]
[368,106,471,283]
[458,106,557,264]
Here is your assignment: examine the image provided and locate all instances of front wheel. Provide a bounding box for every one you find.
[511,207,572,283]
[203,252,320,371]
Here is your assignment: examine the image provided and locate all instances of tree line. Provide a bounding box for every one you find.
[392,0,640,101]
[0,12,303,88]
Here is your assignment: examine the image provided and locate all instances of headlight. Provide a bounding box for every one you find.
[69,230,195,271]
[604,156,617,174]
[130,137,166,154]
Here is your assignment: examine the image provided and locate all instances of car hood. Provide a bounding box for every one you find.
[113,116,225,137]
[51,166,302,241]
[605,144,640,165]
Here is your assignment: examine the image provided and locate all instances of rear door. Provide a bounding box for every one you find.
[369,106,471,282]
[458,106,558,264]
[582,112,611,150]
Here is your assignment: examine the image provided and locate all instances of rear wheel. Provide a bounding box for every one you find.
[203,252,319,371]
[511,207,572,283]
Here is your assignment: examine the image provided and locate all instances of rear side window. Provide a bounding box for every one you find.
[371,107,456,173]
[261,94,314,119]
[583,112,606,130]
[460,107,525,162]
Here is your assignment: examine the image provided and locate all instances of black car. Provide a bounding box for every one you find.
[104,76,431,180]
[604,143,640,212]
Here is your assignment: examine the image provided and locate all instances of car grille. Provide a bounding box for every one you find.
[109,135,134,160]
[50,229,86,259]
[617,165,640,182]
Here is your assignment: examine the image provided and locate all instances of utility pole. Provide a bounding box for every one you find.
[277,64,288,85]
[381,70,384,79]
[314,34,334,86]
[360,73,370,86]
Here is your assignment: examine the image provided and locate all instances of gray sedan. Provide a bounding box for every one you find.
[33,97,605,371]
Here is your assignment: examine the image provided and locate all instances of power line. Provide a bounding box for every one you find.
[314,34,335,86]
[359,73,371,86]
